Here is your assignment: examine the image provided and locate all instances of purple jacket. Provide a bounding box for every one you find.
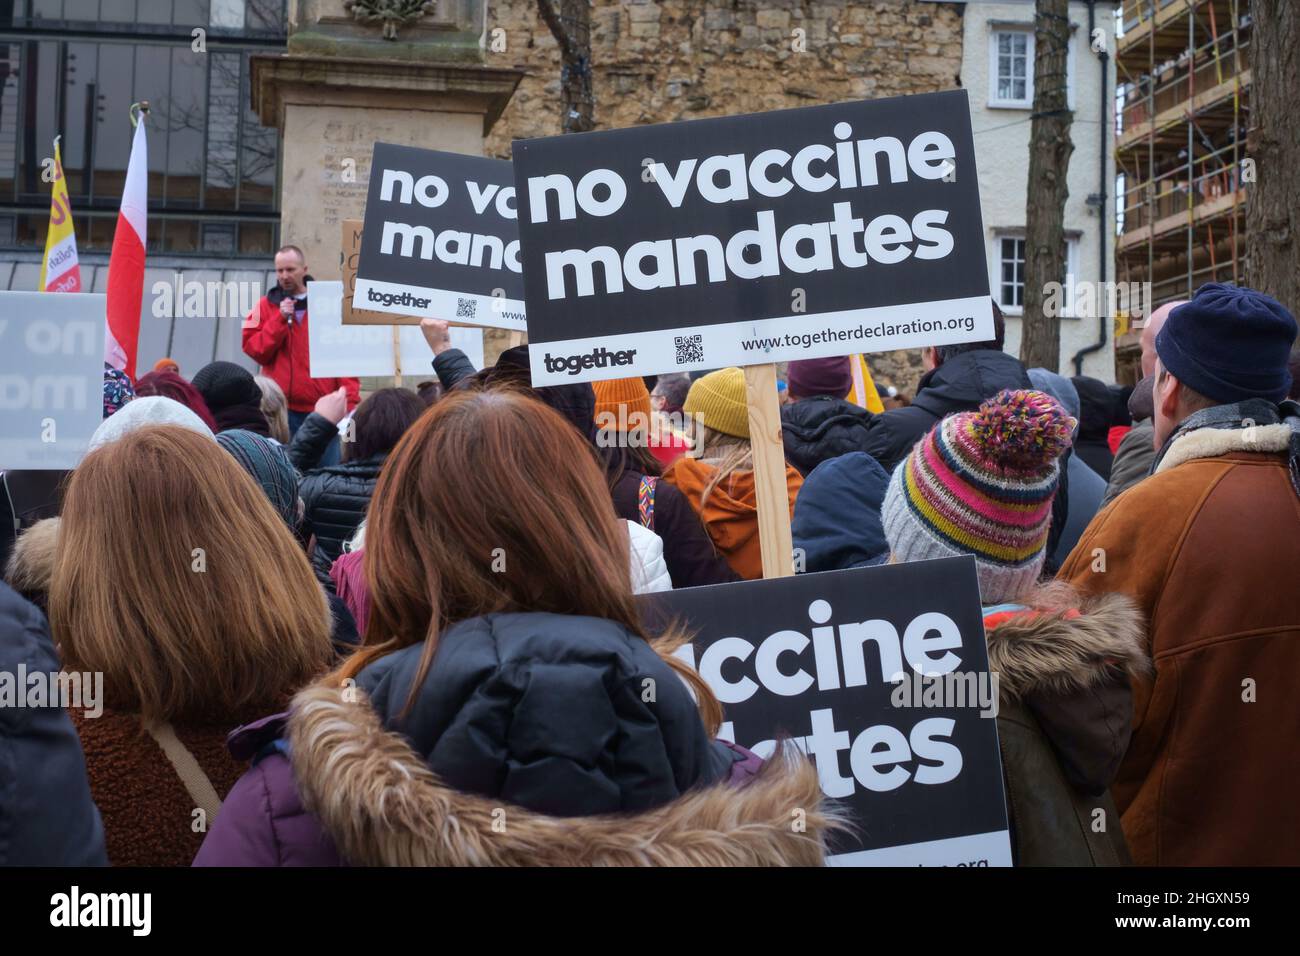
[194,714,764,867]
[192,714,342,866]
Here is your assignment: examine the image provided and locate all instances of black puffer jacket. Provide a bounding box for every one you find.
[859,349,1033,473]
[355,611,737,816]
[290,412,383,583]
[780,396,874,476]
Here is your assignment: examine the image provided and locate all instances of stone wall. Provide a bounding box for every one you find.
[481,0,967,393]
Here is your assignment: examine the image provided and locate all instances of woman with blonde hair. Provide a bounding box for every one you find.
[663,368,804,579]
[255,374,291,444]
[51,425,335,866]
[197,389,841,866]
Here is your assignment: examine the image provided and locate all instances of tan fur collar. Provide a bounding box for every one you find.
[1155,422,1292,474]
[985,587,1150,700]
[3,517,60,598]
[287,683,848,866]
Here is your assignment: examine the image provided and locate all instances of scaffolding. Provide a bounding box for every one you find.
[1114,0,1250,380]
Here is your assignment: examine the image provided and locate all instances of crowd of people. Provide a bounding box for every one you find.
[1,276,1297,867]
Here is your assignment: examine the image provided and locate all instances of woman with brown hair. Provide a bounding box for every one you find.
[52,425,336,866]
[196,389,842,866]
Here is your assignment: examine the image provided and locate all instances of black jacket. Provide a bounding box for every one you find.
[610,469,740,589]
[1071,376,1118,481]
[354,611,736,816]
[0,582,107,865]
[780,397,875,477]
[290,412,383,582]
[860,350,1033,473]
[432,348,477,392]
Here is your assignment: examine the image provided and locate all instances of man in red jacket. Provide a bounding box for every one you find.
[243,245,359,463]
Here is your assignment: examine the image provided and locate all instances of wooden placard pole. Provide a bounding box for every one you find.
[507,331,525,348]
[743,363,794,578]
[392,325,403,387]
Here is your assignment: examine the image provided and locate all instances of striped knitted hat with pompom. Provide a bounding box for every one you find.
[881,389,1076,604]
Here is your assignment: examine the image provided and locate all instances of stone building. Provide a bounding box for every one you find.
[482,0,967,390]
[484,1,964,152]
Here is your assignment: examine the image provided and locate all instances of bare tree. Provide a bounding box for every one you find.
[1246,0,1299,309]
[537,0,594,133]
[1020,0,1075,371]
[154,51,277,192]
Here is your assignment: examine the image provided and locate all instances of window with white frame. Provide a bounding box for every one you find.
[992,30,1032,107]
[989,26,1077,109]
[994,233,1081,315]
[998,236,1027,310]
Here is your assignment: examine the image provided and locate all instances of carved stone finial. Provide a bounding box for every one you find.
[343,0,438,41]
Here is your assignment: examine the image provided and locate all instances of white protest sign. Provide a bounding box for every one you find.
[0,291,107,469]
[307,281,485,378]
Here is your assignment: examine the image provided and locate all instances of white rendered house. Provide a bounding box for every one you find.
[950,0,1119,381]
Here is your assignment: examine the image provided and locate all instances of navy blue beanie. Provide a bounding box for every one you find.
[1156,283,1297,403]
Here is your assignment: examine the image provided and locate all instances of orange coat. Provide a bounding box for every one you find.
[664,457,802,580]
[1058,422,1300,865]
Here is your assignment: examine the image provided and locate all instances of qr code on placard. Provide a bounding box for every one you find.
[675,334,704,365]
[456,297,477,319]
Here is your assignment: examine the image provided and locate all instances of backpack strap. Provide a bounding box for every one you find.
[637,475,658,531]
[145,721,223,823]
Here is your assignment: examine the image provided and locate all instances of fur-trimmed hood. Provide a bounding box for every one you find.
[2,517,60,607]
[985,587,1150,700]
[984,585,1151,795]
[287,682,847,866]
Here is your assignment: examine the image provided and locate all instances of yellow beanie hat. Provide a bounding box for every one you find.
[592,377,653,431]
[683,367,749,439]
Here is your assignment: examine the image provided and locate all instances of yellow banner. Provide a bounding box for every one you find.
[848,354,885,414]
[40,139,82,293]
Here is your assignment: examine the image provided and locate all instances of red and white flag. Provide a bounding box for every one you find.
[105,111,148,379]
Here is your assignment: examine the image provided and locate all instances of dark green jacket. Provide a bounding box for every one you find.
[986,590,1148,865]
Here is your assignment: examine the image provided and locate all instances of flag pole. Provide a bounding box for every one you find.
[106,100,150,379]
[39,133,83,294]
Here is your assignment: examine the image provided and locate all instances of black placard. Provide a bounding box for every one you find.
[513,90,992,384]
[640,556,1012,865]
[354,143,526,330]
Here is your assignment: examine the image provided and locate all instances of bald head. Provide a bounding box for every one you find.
[1140,300,1186,378]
